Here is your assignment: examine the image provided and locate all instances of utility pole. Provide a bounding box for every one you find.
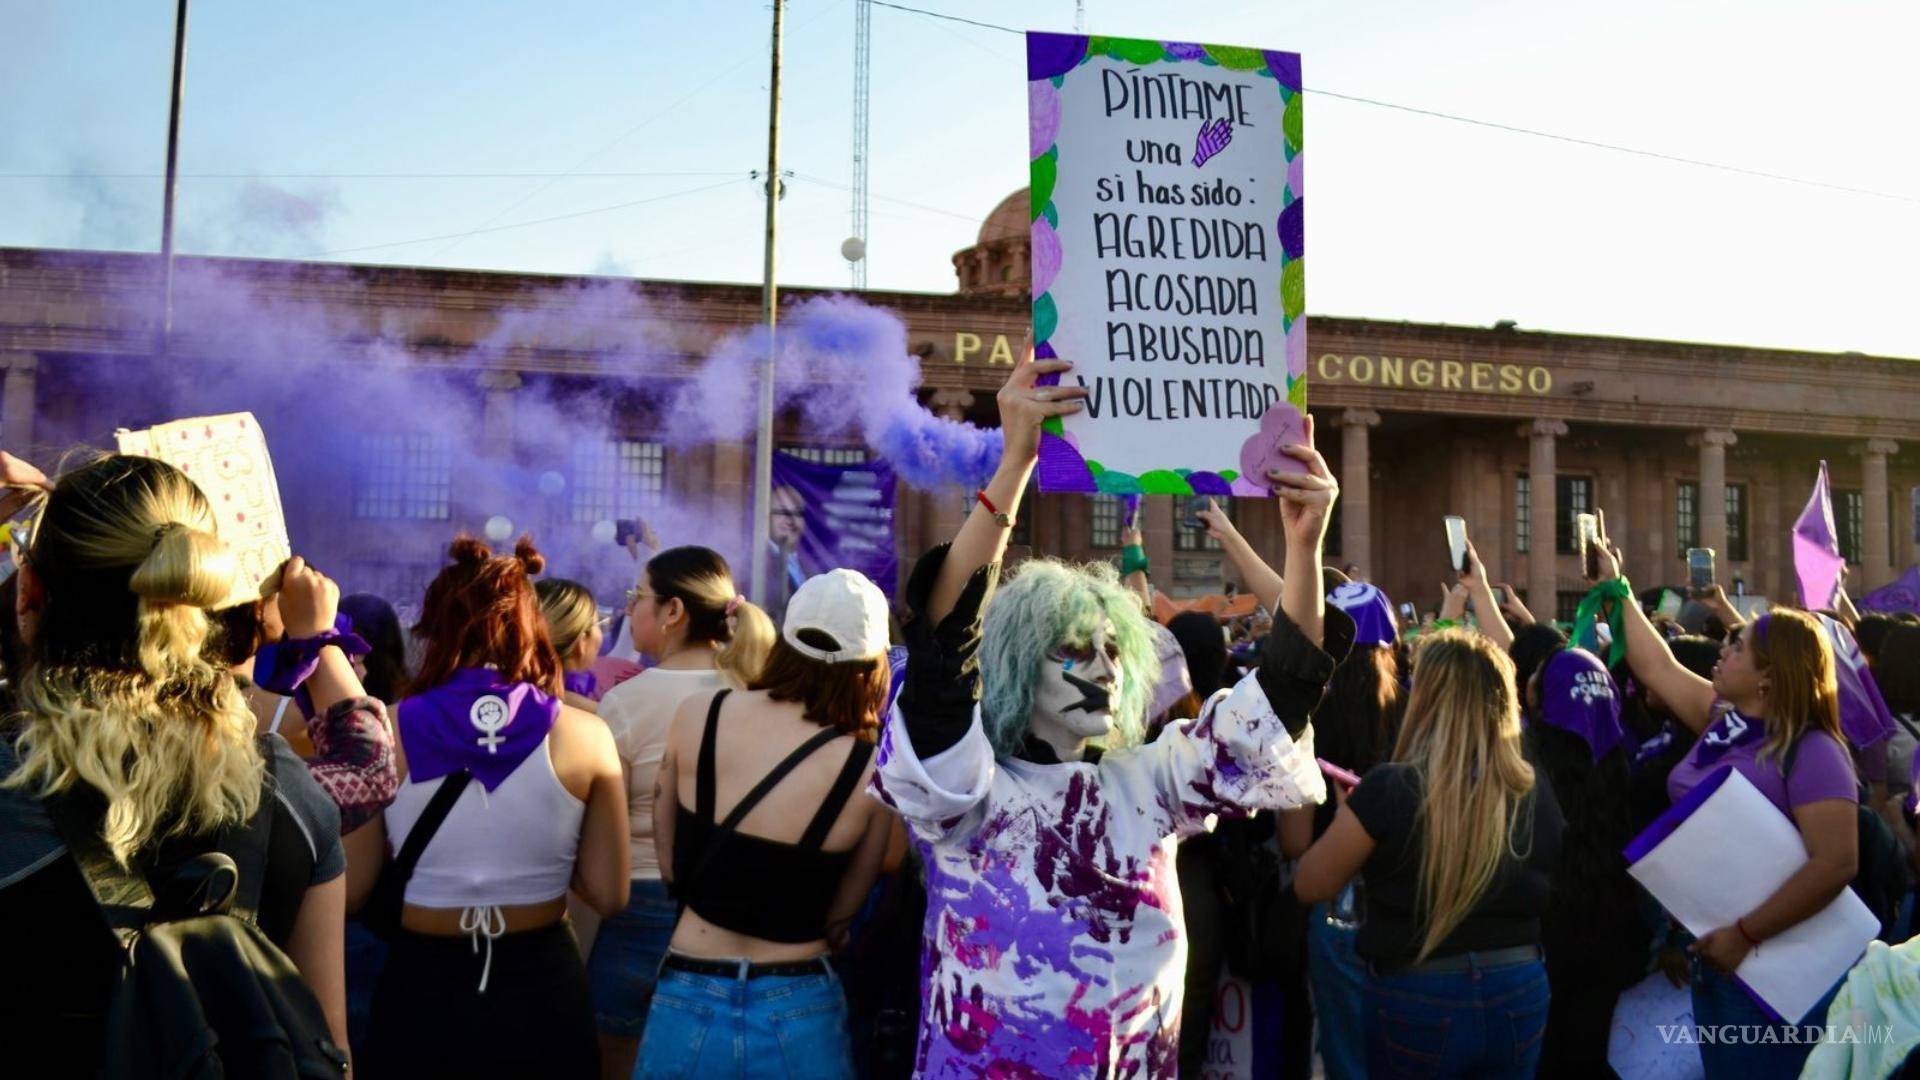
[748,0,784,607]
[158,0,190,357]
[848,0,870,288]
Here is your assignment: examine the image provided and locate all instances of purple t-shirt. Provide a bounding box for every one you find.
[1666,704,1858,817]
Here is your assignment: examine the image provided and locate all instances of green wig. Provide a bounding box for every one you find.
[977,557,1160,759]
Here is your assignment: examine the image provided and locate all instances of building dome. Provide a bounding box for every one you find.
[954,188,1031,297]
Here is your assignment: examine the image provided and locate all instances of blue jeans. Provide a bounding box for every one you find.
[589,879,681,1037]
[1307,899,1367,1080]
[342,917,387,1062]
[1363,953,1550,1079]
[635,960,853,1079]
[1689,956,1843,1079]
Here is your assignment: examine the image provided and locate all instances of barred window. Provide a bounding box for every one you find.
[780,444,868,465]
[1515,474,1530,554]
[354,433,452,520]
[1174,495,1229,551]
[571,439,664,524]
[1554,476,1592,554]
[1725,483,1748,563]
[1090,495,1122,548]
[1836,489,1865,564]
[1677,482,1700,552]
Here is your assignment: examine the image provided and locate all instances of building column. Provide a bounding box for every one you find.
[924,389,977,546]
[1693,428,1737,562]
[2,353,39,453]
[479,370,523,456]
[1523,419,1568,615]
[1340,409,1380,577]
[1857,438,1899,589]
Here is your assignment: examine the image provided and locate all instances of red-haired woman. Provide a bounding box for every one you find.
[360,537,629,1078]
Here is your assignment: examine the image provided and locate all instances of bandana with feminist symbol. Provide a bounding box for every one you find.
[396,668,559,792]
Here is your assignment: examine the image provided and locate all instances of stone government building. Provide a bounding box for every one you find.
[1,187,1916,620]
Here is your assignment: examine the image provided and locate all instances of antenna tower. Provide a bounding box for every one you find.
[848,0,871,288]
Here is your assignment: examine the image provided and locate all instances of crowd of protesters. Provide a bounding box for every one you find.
[1,354,1918,1080]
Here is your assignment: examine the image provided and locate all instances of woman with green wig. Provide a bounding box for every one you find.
[869,351,1352,1078]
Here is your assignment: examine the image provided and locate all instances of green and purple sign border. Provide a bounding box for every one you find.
[1027,31,1305,496]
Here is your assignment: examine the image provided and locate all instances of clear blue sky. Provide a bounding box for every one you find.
[4,0,1916,356]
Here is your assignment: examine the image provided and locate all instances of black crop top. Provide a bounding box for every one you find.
[672,691,873,944]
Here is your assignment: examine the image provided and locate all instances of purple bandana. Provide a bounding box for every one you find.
[1691,703,1765,766]
[1815,613,1895,751]
[396,668,560,792]
[563,669,599,701]
[253,615,371,720]
[1327,581,1398,646]
[1538,648,1625,761]
[254,614,370,695]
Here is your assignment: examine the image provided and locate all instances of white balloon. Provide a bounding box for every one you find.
[841,236,867,263]
[590,519,617,544]
[483,515,514,542]
[538,471,566,497]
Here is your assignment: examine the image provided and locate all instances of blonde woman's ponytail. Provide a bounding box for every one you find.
[129,522,235,678]
[718,598,775,688]
[5,454,262,864]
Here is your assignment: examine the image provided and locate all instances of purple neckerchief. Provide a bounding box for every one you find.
[1690,703,1765,766]
[884,645,908,715]
[253,615,371,720]
[1815,613,1895,751]
[1538,647,1625,762]
[563,669,598,700]
[397,668,560,792]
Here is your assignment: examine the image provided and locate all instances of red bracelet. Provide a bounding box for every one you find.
[976,490,1013,529]
[1735,918,1762,949]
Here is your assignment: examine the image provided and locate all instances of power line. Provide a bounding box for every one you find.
[428,0,850,261]
[865,0,1920,206]
[866,0,1019,35]
[309,176,748,258]
[0,170,746,181]
[1306,89,1920,206]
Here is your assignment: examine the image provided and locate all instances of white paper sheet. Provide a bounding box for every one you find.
[1627,768,1876,1023]
[116,412,289,609]
[1608,972,1702,1080]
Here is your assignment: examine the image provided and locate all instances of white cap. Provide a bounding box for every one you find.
[783,568,891,663]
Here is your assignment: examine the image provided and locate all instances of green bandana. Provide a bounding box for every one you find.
[1574,578,1632,667]
[1119,544,1151,578]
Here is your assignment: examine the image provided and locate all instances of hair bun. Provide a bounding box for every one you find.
[130,521,235,608]
[449,535,492,567]
[514,536,546,577]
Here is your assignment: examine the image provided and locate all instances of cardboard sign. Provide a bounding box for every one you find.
[1027,32,1304,497]
[116,412,290,609]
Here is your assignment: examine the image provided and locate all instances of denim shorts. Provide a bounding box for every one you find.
[635,959,853,1079]
[586,879,679,1037]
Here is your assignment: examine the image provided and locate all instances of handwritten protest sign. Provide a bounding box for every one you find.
[116,412,290,609]
[1027,32,1305,496]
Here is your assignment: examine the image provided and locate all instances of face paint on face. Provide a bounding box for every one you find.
[1029,622,1123,759]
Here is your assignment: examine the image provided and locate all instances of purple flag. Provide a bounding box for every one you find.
[1793,461,1846,610]
[1817,613,1896,750]
[1861,565,1920,615]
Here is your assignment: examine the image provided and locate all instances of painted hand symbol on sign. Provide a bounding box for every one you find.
[1193,117,1233,168]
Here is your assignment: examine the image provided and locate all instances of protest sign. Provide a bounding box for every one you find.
[771,452,898,591]
[1201,975,1282,1079]
[1027,32,1304,496]
[116,412,291,609]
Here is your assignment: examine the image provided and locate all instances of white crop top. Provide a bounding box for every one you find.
[384,735,586,909]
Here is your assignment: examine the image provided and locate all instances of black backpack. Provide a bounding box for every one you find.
[1785,736,1914,942]
[46,756,348,1079]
